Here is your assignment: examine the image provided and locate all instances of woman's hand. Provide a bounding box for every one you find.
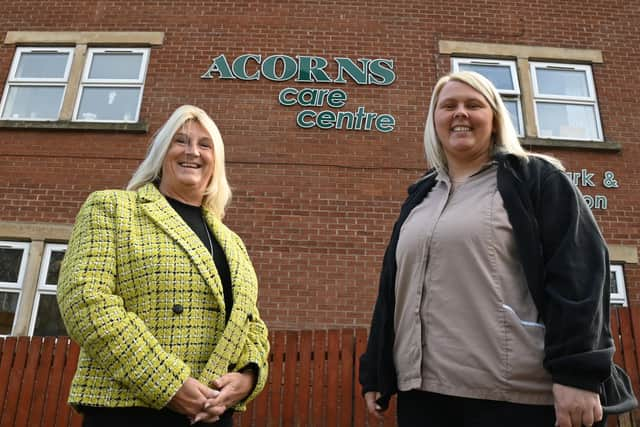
[364,391,384,419]
[190,371,256,424]
[167,377,219,418]
[211,371,256,406]
[552,383,603,427]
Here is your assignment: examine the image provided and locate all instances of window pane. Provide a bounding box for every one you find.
[536,102,598,140]
[88,53,144,80]
[535,68,590,97]
[611,271,619,294]
[45,250,65,285]
[0,291,19,334]
[0,247,25,283]
[16,51,69,79]
[33,294,67,336]
[458,63,514,90]
[77,87,140,121]
[502,99,521,134]
[1,86,64,120]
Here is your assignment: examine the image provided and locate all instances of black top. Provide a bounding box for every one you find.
[166,197,233,322]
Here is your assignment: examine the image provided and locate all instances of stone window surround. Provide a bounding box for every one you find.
[0,31,164,133]
[439,40,620,152]
[0,221,72,336]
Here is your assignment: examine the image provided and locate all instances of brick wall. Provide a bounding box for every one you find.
[1,0,639,328]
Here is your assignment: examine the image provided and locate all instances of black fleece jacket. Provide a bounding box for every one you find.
[359,153,636,414]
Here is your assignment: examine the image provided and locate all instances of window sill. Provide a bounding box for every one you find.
[0,120,148,133]
[520,137,621,152]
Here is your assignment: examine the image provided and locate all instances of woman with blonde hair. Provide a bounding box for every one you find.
[360,72,635,427]
[59,105,269,427]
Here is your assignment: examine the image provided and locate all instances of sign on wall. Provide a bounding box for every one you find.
[566,169,619,210]
[202,54,397,132]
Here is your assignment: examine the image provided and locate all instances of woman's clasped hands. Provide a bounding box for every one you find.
[169,372,256,424]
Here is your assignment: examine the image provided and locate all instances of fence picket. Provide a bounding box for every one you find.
[1,337,29,426]
[297,330,313,425]
[15,337,43,427]
[0,337,17,420]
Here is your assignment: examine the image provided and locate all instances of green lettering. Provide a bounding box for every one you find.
[327,89,347,108]
[335,111,354,129]
[201,54,235,79]
[334,58,370,85]
[316,111,336,129]
[368,59,395,85]
[354,106,367,128]
[278,87,298,106]
[296,110,316,128]
[297,56,332,83]
[262,55,297,81]
[364,111,378,130]
[375,114,396,132]
[232,54,261,80]
[298,88,316,107]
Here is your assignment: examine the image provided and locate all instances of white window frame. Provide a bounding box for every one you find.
[28,243,67,336]
[451,57,524,137]
[0,46,74,121]
[73,47,150,123]
[530,61,603,141]
[610,264,628,307]
[0,241,30,336]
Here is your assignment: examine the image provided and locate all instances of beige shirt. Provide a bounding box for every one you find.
[393,165,554,405]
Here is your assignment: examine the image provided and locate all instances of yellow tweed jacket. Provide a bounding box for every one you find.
[57,183,269,410]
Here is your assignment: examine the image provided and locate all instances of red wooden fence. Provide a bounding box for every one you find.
[232,329,395,427]
[1,307,639,426]
[0,336,82,427]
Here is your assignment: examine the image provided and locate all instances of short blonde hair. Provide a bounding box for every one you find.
[127,105,232,219]
[424,71,562,172]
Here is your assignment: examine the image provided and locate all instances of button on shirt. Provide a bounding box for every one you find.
[393,164,553,405]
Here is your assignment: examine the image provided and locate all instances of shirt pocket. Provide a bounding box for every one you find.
[502,304,552,392]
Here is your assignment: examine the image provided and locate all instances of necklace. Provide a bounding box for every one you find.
[201,214,214,257]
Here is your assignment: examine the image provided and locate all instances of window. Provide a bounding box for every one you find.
[610,265,628,306]
[452,58,523,136]
[0,47,74,120]
[74,48,149,122]
[0,241,29,335]
[0,46,150,123]
[441,41,610,148]
[1,31,162,127]
[0,221,74,336]
[530,62,602,141]
[28,244,68,336]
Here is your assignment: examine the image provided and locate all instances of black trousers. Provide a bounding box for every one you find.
[81,406,233,427]
[397,390,607,427]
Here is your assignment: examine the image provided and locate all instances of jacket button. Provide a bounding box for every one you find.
[172,304,184,314]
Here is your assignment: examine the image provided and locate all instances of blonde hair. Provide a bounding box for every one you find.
[424,71,563,172]
[127,105,232,219]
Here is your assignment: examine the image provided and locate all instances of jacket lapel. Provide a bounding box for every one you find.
[203,209,241,296]
[203,208,252,324]
[138,184,226,309]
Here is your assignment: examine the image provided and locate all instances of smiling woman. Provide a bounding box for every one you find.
[359,72,636,427]
[159,120,215,206]
[128,106,231,218]
[57,105,270,427]
[433,80,495,183]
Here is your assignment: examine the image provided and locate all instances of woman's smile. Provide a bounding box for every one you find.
[159,120,214,204]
